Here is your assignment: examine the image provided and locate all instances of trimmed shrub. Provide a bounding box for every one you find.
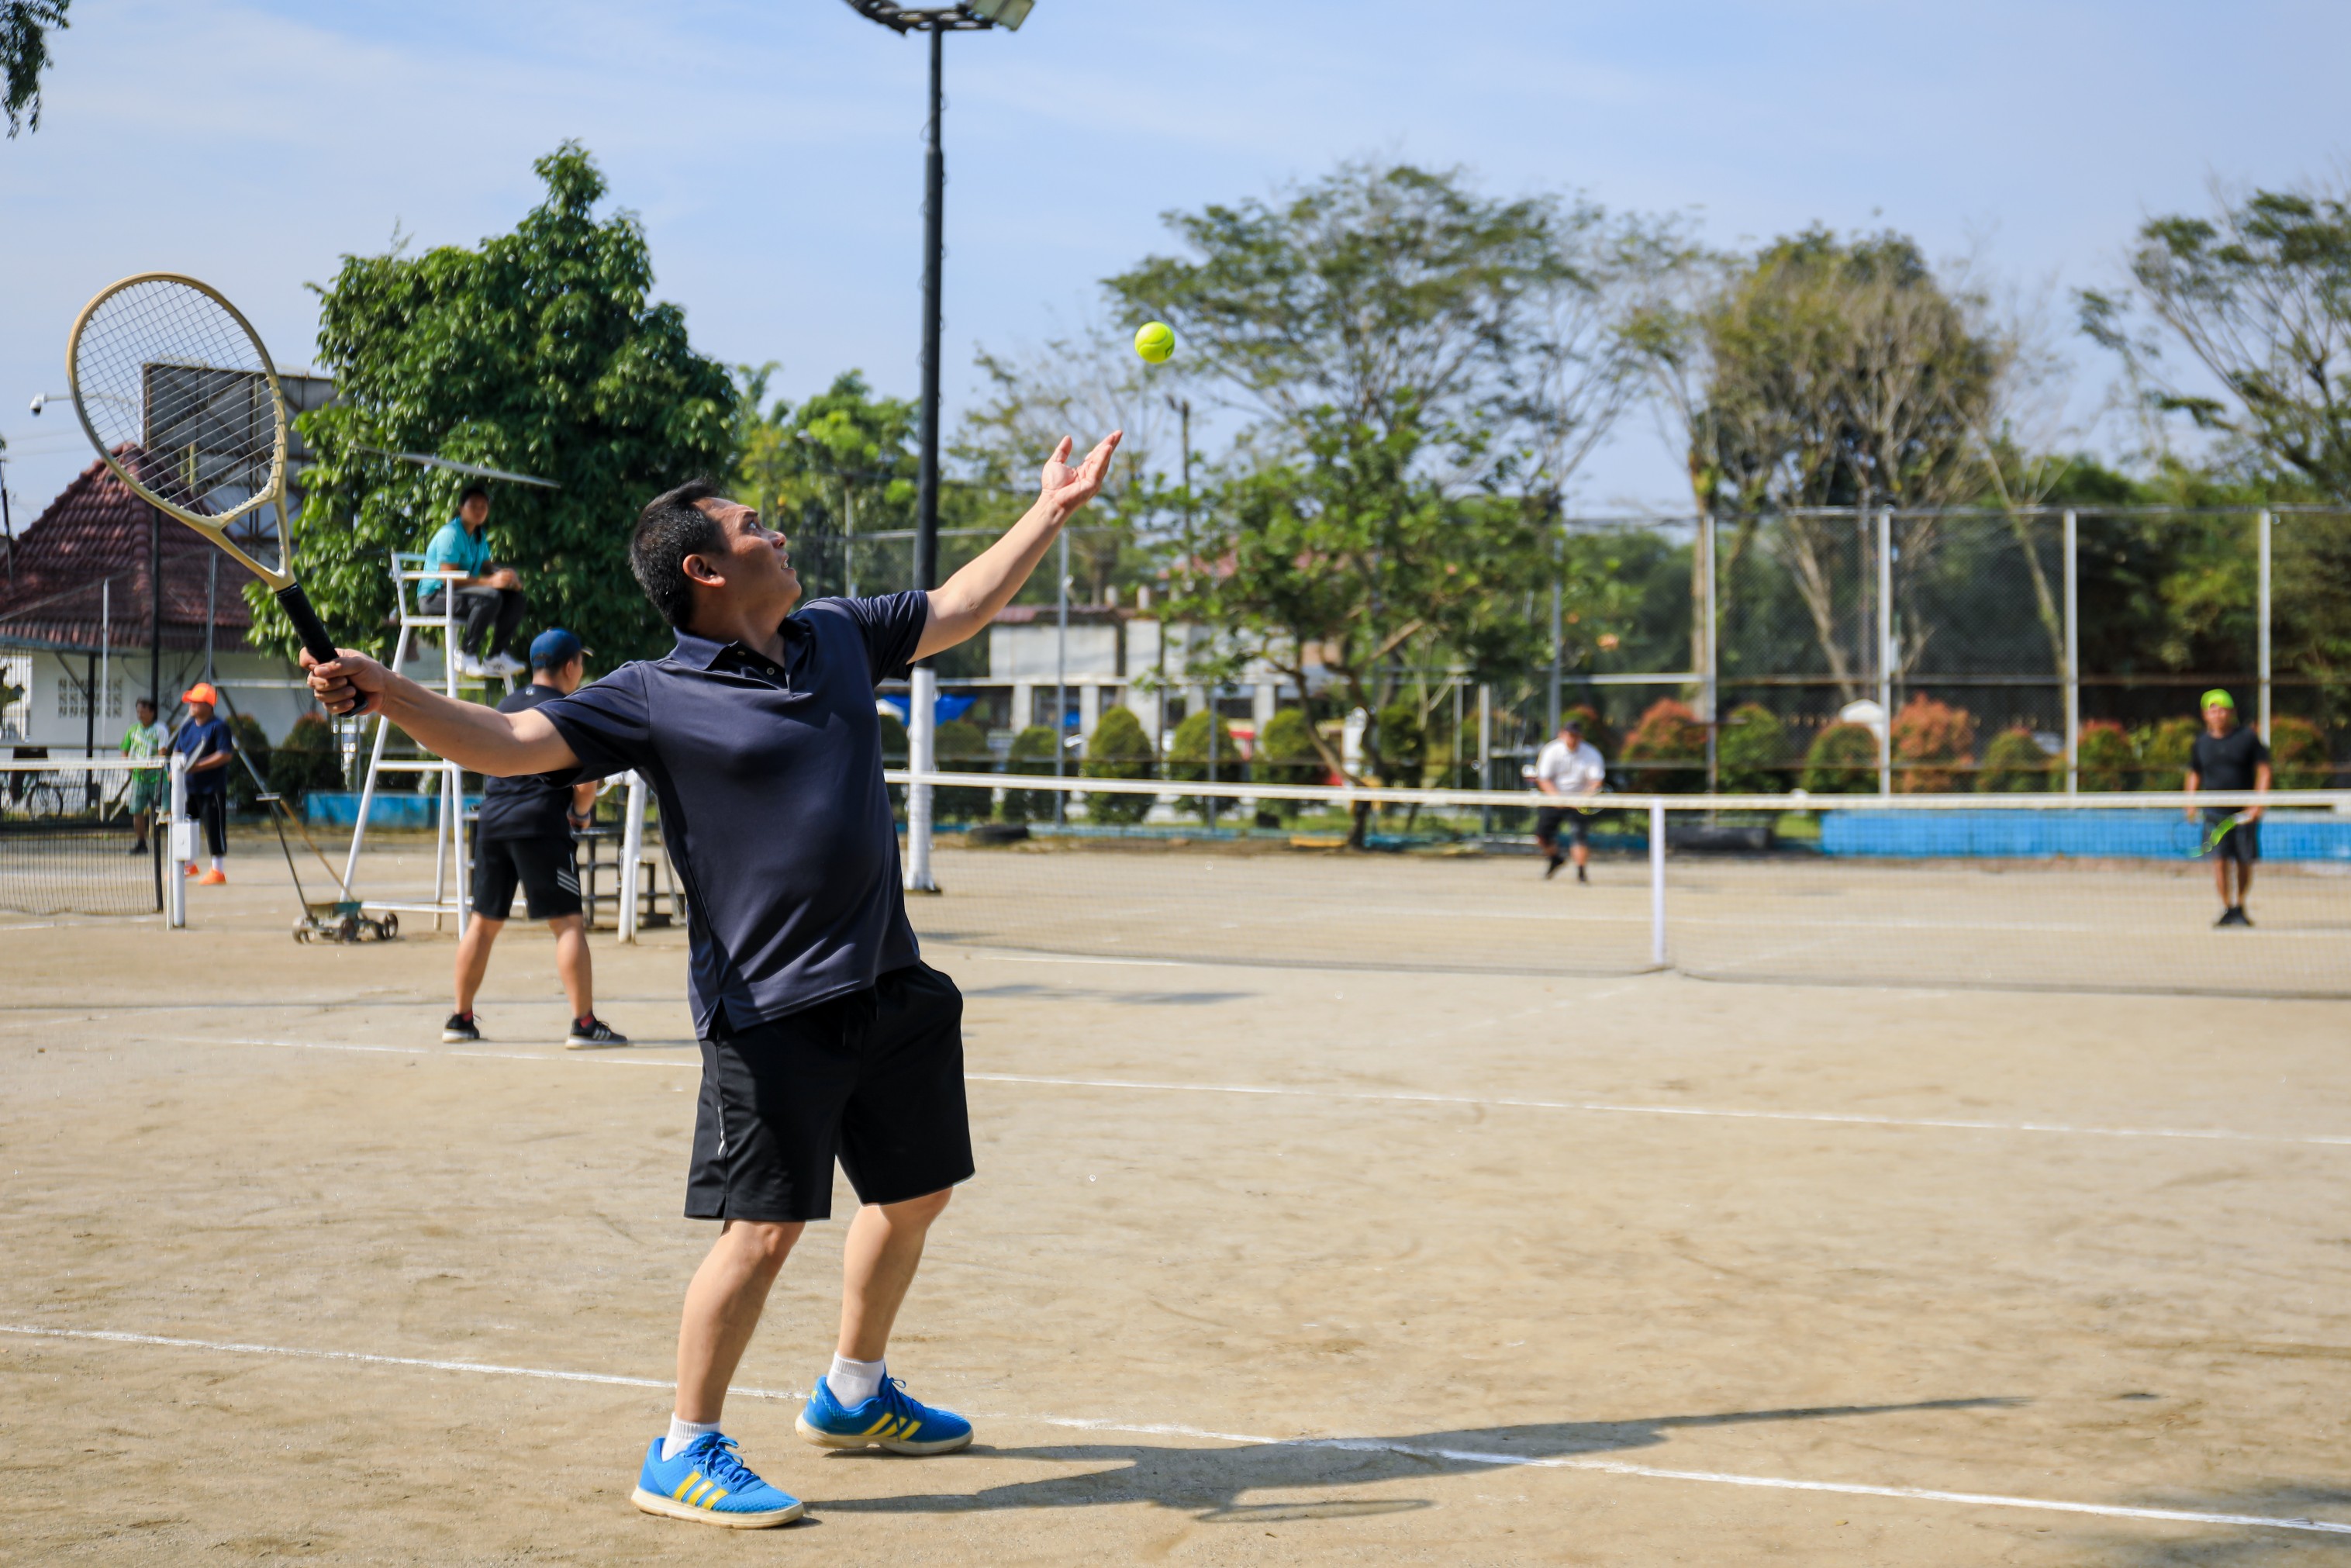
[1892,694,1976,793]
[2077,720,2133,792]
[1169,709,1241,821]
[1255,706,1323,822]
[1800,722,1880,794]
[2270,716,2335,789]
[1977,726,2052,793]
[931,717,994,824]
[1082,704,1157,824]
[1372,701,1426,788]
[1714,703,1788,793]
[1620,698,1705,793]
[2132,717,2199,789]
[999,725,1062,823]
[267,713,345,806]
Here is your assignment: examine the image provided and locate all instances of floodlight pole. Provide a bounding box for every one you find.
[843,0,1019,893]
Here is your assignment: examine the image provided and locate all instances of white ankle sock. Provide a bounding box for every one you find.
[662,1415,723,1461]
[827,1353,885,1407]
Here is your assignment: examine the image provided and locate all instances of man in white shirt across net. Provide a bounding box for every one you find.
[1532,718,1607,882]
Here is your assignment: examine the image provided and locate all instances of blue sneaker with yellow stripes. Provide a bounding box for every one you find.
[630,1432,805,1528]
[796,1375,974,1456]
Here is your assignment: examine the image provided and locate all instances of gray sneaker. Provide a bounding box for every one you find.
[566,1016,629,1049]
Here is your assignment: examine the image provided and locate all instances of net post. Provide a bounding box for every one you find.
[1876,507,1894,796]
[2063,509,2079,794]
[618,770,645,945]
[2258,509,2273,741]
[451,759,470,939]
[1648,798,1666,969]
[167,752,188,929]
[907,665,937,892]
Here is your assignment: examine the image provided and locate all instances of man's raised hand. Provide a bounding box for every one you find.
[1039,432,1123,519]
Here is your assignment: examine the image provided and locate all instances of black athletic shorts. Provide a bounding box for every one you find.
[685,962,975,1224]
[471,834,582,921]
[2204,808,2261,863]
[1535,805,1592,845]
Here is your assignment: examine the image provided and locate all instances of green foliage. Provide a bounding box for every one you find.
[266,713,344,805]
[1977,727,2052,793]
[2132,717,2201,788]
[2,0,67,136]
[1620,698,1704,793]
[1559,702,1619,763]
[999,725,1064,824]
[733,368,917,601]
[2270,716,2335,789]
[1714,703,1787,793]
[931,718,993,824]
[1082,705,1157,824]
[2077,720,2134,792]
[1891,694,1976,793]
[2087,179,2351,504]
[1253,706,1323,821]
[279,143,737,666]
[1372,702,1426,788]
[1166,709,1240,821]
[1800,723,1880,794]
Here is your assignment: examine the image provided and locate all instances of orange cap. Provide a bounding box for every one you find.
[182,682,219,706]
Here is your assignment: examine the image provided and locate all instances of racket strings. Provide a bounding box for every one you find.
[73,279,279,522]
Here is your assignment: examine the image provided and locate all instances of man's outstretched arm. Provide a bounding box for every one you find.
[916,431,1121,661]
[302,651,578,778]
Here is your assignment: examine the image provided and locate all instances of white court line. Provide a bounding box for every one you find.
[964,1072,2351,1149]
[2,1323,2343,1538]
[144,1037,2351,1148]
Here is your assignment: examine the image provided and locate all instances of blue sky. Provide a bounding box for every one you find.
[1,0,2343,522]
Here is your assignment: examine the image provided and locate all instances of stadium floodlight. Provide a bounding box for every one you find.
[842,0,1031,893]
[963,0,1032,28]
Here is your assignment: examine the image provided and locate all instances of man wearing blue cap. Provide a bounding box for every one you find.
[444,628,628,1048]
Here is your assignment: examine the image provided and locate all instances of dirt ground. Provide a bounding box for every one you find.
[4,841,2350,1564]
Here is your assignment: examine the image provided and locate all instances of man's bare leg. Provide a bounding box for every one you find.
[675,1219,803,1424]
[2234,860,2253,910]
[454,914,505,1014]
[547,912,592,1019]
[837,1188,953,1362]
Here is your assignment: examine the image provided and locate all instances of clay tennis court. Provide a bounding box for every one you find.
[5,839,2350,1563]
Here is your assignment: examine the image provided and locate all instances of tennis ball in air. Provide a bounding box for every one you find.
[1134,321,1176,364]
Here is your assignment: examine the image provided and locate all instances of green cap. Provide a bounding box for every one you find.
[2201,689,2235,710]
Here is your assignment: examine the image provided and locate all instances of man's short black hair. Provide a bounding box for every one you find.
[631,479,727,630]
[459,483,490,506]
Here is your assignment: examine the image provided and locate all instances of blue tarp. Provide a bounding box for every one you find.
[305,792,483,828]
[1820,809,2351,862]
[877,693,979,726]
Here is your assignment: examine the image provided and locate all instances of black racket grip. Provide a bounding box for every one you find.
[275,582,374,717]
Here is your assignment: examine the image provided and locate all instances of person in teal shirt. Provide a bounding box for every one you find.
[420,484,528,679]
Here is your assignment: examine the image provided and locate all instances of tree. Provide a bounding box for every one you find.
[999,725,1062,823]
[2,1,68,138]
[734,368,917,602]
[1167,708,1238,822]
[276,143,737,665]
[1801,723,1879,794]
[1715,703,1788,793]
[1637,229,2011,702]
[2083,179,2351,502]
[1978,727,2052,793]
[1620,698,1706,793]
[1890,693,1976,793]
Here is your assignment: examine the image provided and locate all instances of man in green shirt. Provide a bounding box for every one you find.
[420,485,528,679]
[121,696,167,854]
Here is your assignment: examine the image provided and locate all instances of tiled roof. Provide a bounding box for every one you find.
[0,452,263,654]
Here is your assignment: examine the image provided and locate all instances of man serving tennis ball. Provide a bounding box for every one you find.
[306,430,1120,1528]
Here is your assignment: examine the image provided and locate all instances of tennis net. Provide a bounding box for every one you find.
[886,771,2351,1000]
[0,757,166,917]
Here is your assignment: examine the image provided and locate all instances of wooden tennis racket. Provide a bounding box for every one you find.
[67,272,361,712]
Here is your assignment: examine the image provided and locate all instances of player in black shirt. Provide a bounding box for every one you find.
[2184,688,2271,927]
[444,629,628,1046]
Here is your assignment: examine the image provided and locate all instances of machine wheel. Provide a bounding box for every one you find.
[378,912,399,941]
[336,914,361,943]
[294,924,312,943]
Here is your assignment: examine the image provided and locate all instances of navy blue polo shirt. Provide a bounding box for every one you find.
[537,590,930,1037]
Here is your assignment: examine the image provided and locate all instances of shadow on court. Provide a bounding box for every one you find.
[813,1397,2021,1523]
[2090,1485,2351,1563]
